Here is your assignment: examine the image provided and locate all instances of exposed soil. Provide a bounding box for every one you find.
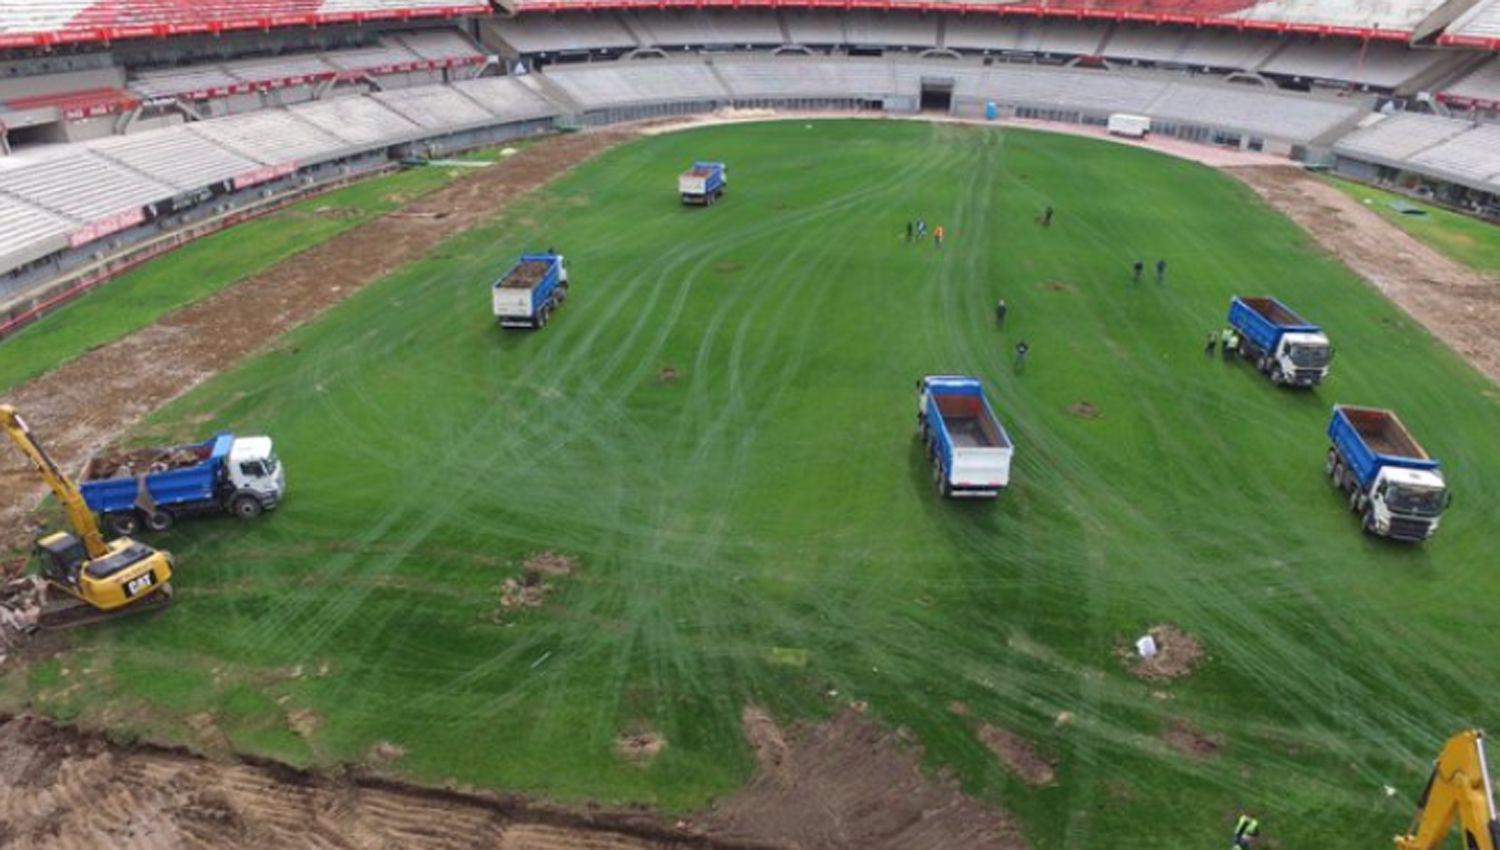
[0,129,634,554]
[1041,281,1073,293]
[1119,624,1205,682]
[522,550,579,577]
[502,258,551,289]
[84,442,209,481]
[660,366,680,382]
[1065,401,1100,419]
[497,572,553,610]
[977,724,1056,787]
[616,729,668,765]
[1230,166,1500,385]
[697,706,1030,849]
[1161,718,1222,759]
[0,713,737,850]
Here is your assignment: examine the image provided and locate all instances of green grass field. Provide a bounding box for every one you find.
[0,159,489,394]
[1325,175,1500,274]
[6,120,1500,848]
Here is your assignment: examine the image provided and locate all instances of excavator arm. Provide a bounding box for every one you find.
[1396,730,1500,850]
[0,404,108,559]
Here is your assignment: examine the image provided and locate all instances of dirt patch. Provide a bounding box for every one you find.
[977,724,1056,787]
[1161,718,1221,759]
[1119,624,1205,681]
[286,709,319,740]
[370,740,408,762]
[1041,280,1073,293]
[0,129,633,553]
[616,729,667,765]
[501,258,551,289]
[660,366,680,382]
[0,713,724,849]
[698,706,1030,849]
[1065,401,1100,419]
[1230,166,1500,385]
[522,550,578,577]
[711,261,742,275]
[497,572,553,610]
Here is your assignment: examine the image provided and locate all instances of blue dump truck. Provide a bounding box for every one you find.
[81,433,285,535]
[492,252,568,329]
[1326,405,1449,541]
[678,161,727,206]
[1227,296,1333,387]
[917,376,1014,498]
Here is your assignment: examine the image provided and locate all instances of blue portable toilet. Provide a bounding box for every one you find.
[984,101,999,121]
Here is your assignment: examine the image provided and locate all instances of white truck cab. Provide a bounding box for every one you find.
[1366,466,1448,539]
[227,436,285,517]
[1273,330,1333,385]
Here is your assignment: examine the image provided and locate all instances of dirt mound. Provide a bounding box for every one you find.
[1065,401,1100,419]
[660,366,680,382]
[1161,718,1221,759]
[977,725,1056,786]
[1120,624,1204,681]
[523,550,579,577]
[0,714,725,850]
[1041,281,1074,293]
[0,129,633,553]
[616,730,667,765]
[498,572,553,610]
[85,443,208,481]
[699,706,1030,849]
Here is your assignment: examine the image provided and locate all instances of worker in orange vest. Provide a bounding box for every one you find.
[934,225,945,249]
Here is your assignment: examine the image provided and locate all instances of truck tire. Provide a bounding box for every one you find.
[1269,364,1285,385]
[1324,449,1338,478]
[1349,489,1363,514]
[536,309,549,328]
[145,510,175,533]
[231,495,264,521]
[1361,509,1378,535]
[110,512,142,536]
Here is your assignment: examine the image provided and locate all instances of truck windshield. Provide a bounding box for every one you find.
[264,452,280,475]
[1388,485,1445,516]
[1289,344,1330,368]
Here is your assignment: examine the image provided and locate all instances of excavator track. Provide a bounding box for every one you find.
[39,582,173,631]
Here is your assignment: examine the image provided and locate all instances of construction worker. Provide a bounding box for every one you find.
[1204,331,1217,356]
[934,225,945,249]
[1231,813,1260,849]
[1219,327,1234,359]
[906,220,914,242]
[1132,260,1144,283]
[916,218,927,240]
[995,298,1008,329]
[1014,340,1030,374]
[1223,329,1240,361]
[1156,258,1167,284]
[1041,205,1054,227]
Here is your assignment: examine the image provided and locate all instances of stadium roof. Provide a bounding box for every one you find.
[0,0,489,48]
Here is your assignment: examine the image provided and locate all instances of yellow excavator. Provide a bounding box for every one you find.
[1,404,174,629]
[1396,729,1500,850]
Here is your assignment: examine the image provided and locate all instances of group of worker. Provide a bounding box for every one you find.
[905,218,945,248]
[1207,326,1241,359]
[1133,258,1169,284]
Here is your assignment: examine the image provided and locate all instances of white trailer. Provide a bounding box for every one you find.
[1107,113,1151,138]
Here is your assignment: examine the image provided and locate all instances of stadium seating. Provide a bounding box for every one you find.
[1334,112,1473,163]
[372,84,496,129]
[842,10,938,48]
[1407,123,1500,186]
[186,108,347,166]
[1440,56,1500,106]
[450,76,560,120]
[544,61,725,108]
[491,13,637,52]
[0,2,488,48]
[1441,0,1500,47]
[1261,40,1448,89]
[291,94,424,145]
[624,10,783,46]
[86,124,262,189]
[0,193,74,270]
[782,11,847,45]
[0,151,173,224]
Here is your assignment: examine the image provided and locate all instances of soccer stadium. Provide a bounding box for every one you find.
[0,0,1498,847]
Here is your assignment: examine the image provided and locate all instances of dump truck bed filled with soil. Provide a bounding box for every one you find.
[500,259,551,289]
[1240,296,1308,327]
[84,443,213,481]
[1342,406,1427,458]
